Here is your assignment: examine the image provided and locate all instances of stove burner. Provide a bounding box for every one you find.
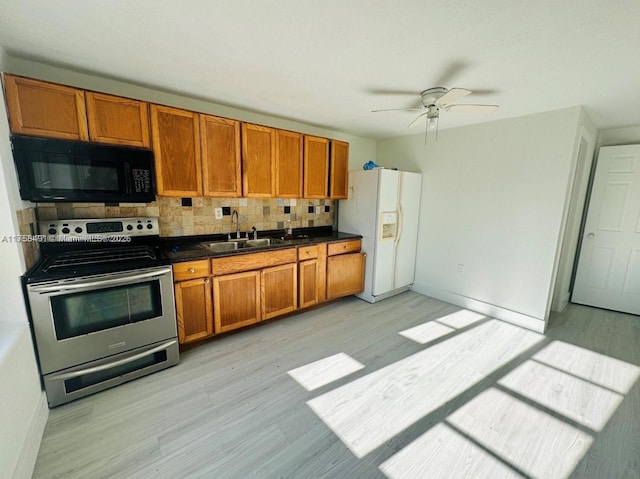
[42,245,157,272]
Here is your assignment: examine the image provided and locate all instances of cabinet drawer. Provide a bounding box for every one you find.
[212,248,297,275]
[327,239,361,256]
[173,260,211,281]
[298,245,319,260]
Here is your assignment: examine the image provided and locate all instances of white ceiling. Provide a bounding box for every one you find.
[1,0,640,139]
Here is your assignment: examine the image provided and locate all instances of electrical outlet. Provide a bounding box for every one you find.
[458,264,464,273]
[315,206,321,214]
[214,208,223,219]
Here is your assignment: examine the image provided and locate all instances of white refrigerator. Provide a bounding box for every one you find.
[339,168,422,303]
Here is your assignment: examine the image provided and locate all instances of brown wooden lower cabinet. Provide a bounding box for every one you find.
[261,263,297,320]
[213,270,261,333]
[174,277,213,344]
[173,239,364,344]
[299,259,318,308]
[326,252,366,300]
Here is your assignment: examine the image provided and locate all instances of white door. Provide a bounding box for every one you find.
[572,145,640,314]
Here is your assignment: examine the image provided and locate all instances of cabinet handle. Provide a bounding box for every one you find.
[307,251,311,255]
[188,268,195,273]
[344,245,348,249]
[204,278,210,284]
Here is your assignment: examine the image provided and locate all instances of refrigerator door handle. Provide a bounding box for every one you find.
[392,174,404,289]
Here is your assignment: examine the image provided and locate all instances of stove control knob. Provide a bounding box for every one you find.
[48,228,57,235]
[126,224,134,231]
[61,227,70,234]
[137,224,143,230]
[74,227,83,233]
[146,223,153,229]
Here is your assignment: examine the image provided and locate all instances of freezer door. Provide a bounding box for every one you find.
[393,171,422,289]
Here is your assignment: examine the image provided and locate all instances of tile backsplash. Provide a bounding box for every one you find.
[15,206,39,269]
[37,197,334,237]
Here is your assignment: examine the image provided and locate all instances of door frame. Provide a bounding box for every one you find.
[550,125,596,313]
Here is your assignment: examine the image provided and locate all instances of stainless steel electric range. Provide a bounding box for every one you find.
[23,217,178,407]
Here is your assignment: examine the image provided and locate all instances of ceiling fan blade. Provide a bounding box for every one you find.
[436,88,471,106]
[408,112,429,128]
[444,104,499,113]
[371,107,424,113]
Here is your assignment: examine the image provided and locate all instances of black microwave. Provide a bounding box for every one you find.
[11,135,156,203]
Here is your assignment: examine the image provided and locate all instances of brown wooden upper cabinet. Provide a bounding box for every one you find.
[201,114,242,197]
[242,123,276,197]
[150,104,202,196]
[85,92,150,148]
[4,74,89,141]
[275,130,303,198]
[304,135,329,198]
[330,140,349,199]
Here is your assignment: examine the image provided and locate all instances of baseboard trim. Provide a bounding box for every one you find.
[12,391,48,479]
[411,283,547,333]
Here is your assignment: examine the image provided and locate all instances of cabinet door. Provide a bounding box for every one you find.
[213,271,261,333]
[175,278,213,344]
[150,104,202,196]
[201,114,241,197]
[242,123,275,197]
[86,92,150,147]
[275,130,303,198]
[261,263,297,320]
[299,259,318,308]
[304,135,329,198]
[326,252,365,300]
[4,74,89,140]
[330,140,349,199]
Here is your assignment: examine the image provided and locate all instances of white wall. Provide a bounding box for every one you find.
[376,107,582,331]
[0,50,48,479]
[2,55,376,171]
[597,125,640,147]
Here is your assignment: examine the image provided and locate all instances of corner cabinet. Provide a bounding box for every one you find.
[151,104,202,197]
[242,123,276,197]
[4,74,89,141]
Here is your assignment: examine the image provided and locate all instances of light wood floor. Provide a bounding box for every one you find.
[32,293,640,479]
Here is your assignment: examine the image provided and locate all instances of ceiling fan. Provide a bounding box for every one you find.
[372,87,498,131]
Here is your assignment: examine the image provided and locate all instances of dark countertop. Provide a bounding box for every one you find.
[160,226,361,263]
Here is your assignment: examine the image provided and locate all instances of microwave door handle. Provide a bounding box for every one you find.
[48,340,177,381]
[28,268,171,293]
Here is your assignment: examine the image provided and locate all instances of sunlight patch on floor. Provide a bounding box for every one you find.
[448,388,593,479]
[398,309,486,344]
[379,422,523,479]
[533,341,640,394]
[307,320,543,458]
[498,359,624,431]
[287,353,365,391]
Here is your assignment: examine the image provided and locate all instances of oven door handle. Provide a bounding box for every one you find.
[48,340,177,381]
[28,268,171,293]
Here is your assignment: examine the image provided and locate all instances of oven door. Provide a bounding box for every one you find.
[27,266,177,374]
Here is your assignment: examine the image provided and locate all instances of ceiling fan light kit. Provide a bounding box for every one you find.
[372,86,499,142]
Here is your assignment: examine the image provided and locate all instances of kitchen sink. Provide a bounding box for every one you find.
[242,238,273,248]
[201,241,239,252]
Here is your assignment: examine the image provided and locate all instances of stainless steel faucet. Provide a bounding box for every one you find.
[231,209,240,238]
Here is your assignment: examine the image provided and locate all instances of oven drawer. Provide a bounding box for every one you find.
[43,339,179,407]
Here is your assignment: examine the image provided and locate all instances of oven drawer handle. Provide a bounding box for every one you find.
[29,268,171,293]
[48,340,177,381]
